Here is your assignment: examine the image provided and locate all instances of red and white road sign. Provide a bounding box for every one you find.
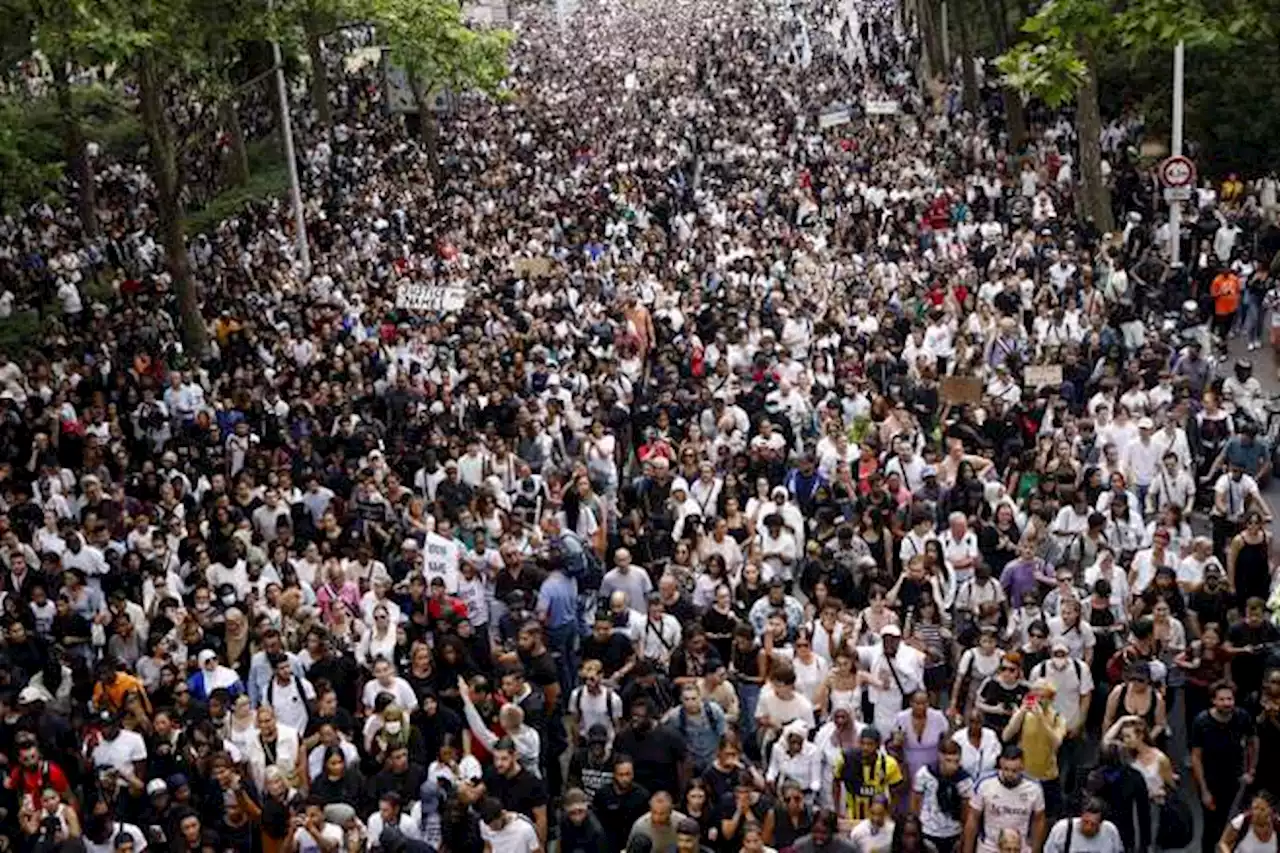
[1158,155,1196,189]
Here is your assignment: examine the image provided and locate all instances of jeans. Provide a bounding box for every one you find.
[547,623,578,701]
[737,682,762,760]
[1245,290,1266,345]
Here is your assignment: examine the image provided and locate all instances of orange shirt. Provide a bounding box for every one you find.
[92,672,151,714]
[1212,272,1241,316]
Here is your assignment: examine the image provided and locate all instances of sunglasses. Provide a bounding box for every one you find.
[1000,665,1018,672]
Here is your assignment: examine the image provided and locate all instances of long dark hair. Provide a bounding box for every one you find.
[891,814,928,852]
[562,487,582,535]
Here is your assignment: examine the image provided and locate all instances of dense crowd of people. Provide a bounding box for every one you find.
[4,0,1280,852]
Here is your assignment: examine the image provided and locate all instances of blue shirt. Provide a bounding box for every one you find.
[537,570,578,629]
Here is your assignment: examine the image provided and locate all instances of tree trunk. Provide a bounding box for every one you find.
[219,97,250,187]
[138,51,206,356]
[922,0,945,81]
[958,6,978,113]
[410,72,442,187]
[1076,44,1113,233]
[304,23,331,126]
[983,0,1028,150]
[50,54,98,239]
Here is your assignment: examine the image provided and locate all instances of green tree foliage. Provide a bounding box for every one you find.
[0,107,64,211]
[370,0,511,172]
[992,0,1252,231]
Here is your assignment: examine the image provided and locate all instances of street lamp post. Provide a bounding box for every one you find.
[268,0,311,275]
[1169,40,1184,265]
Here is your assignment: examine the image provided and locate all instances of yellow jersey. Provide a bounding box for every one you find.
[834,749,903,819]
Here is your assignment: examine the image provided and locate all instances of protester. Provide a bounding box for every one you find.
[3,0,1280,849]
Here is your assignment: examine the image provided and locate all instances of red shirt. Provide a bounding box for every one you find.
[427,596,468,622]
[7,761,70,801]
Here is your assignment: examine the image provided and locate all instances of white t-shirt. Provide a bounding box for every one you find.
[1230,814,1280,853]
[294,823,344,853]
[90,730,148,773]
[57,281,83,314]
[1044,818,1124,853]
[1028,659,1094,730]
[268,675,316,732]
[753,686,816,730]
[971,776,1044,853]
[83,823,147,853]
[568,685,624,743]
[1215,473,1261,522]
[479,814,540,853]
[1046,618,1096,664]
[951,727,1002,780]
[849,818,895,853]
[362,676,419,711]
[914,766,974,839]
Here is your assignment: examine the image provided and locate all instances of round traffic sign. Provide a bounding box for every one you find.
[1159,155,1196,188]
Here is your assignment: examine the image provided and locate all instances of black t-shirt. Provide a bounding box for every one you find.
[1190,708,1254,786]
[714,791,773,852]
[593,782,652,853]
[582,633,635,677]
[1228,621,1280,696]
[520,650,560,693]
[1189,588,1232,635]
[483,766,548,815]
[978,677,1028,731]
[613,724,688,796]
[1256,713,1280,793]
[1021,648,1050,679]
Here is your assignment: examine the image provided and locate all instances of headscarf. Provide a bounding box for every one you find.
[198,650,240,692]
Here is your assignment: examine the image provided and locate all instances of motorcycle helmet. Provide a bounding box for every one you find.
[1236,358,1253,381]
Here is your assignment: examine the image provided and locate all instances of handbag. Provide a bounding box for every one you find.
[1156,790,1194,849]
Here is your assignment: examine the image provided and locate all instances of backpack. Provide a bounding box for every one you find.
[678,702,725,739]
[555,531,604,591]
[572,686,618,723]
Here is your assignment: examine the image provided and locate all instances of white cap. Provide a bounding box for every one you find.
[146,779,168,796]
[879,624,902,638]
[197,649,218,666]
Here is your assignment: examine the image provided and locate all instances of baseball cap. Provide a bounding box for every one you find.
[146,779,168,796]
[879,624,902,638]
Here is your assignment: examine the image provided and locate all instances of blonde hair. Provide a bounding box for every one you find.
[499,703,525,732]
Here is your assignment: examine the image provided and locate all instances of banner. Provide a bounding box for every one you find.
[941,376,983,406]
[1024,365,1063,388]
[396,284,467,313]
[514,257,554,278]
[864,98,901,115]
[819,107,852,129]
[423,532,460,592]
